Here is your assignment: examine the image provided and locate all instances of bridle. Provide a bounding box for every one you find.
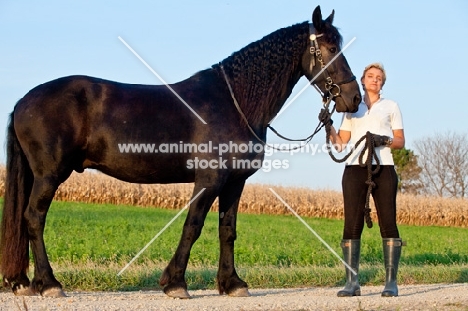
[266,24,357,146]
[219,23,356,150]
[221,25,377,228]
[307,24,356,104]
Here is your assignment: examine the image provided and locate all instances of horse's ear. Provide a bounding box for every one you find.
[325,9,335,25]
[312,5,323,32]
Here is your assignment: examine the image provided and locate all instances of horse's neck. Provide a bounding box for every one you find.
[223,23,308,129]
[268,72,304,120]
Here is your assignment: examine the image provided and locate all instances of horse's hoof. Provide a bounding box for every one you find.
[14,285,36,296]
[228,287,250,297]
[165,288,191,299]
[42,287,67,298]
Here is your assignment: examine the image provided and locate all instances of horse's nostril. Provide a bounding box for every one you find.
[354,94,362,105]
[354,95,361,105]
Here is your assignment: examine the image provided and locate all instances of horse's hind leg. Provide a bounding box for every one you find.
[217,178,249,297]
[24,175,66,297]
[3,272,32,296]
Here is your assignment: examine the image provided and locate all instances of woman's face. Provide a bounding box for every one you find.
[361,67,384,93]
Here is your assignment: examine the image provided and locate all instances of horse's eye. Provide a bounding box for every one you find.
[330,47,337,53]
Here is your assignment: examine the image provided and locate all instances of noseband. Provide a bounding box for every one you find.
[308,24,356,100]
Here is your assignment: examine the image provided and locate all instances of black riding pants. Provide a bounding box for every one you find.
[341,165,400,239]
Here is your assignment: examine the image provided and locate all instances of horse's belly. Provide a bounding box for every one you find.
[84,154,195,184]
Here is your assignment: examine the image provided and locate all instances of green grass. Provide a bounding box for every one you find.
[2,200,468,291]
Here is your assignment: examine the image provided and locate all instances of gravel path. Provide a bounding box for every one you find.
[1,283,467,311]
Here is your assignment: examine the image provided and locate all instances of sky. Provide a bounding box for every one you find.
[1,1,467,191]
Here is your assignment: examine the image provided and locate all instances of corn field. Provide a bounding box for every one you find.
[0,167,466,227]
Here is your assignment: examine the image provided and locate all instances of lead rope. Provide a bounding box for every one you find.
[324,122,380,228]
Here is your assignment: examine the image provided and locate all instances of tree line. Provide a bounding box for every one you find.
[392,131,468,198]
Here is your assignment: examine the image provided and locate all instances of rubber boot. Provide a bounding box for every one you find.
[337,239,361,297]
[381,238,402,297]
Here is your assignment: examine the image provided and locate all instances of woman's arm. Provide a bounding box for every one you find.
[329,126,351,152]
[390,129,405,149]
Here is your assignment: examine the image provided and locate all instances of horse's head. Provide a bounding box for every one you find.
[302,6,361,113]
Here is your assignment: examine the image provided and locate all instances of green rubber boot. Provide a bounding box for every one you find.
[337,239,361,297]
[381,238,402,297]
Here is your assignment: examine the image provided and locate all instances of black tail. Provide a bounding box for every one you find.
[0,112,33,281]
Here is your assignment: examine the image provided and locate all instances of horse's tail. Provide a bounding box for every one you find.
[0,112,33,282]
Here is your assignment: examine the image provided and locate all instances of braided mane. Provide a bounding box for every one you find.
[217,20,343,127]
[218,22,308,126]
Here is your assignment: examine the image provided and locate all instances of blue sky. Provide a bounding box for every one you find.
[1,1,467,190]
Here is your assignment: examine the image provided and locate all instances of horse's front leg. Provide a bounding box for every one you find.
[159,183,221,298]
[217,178,250,297]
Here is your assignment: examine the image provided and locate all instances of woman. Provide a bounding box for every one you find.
[328,63,405,297]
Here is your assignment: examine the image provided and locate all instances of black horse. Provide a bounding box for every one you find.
[0,6,360,298]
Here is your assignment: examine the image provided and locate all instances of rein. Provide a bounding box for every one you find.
[265,24,356,147]
[218,23,355,152]
[220,61,337,152]
[219,22,379,226]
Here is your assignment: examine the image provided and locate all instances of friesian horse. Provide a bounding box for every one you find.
[0,6,361,298]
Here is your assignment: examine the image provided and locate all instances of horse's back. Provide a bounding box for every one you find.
[11,73,233,184]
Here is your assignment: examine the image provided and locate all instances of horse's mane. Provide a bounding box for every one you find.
[217,21,342,126]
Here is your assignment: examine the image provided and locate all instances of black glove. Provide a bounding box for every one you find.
[372,134,391,147]
[318,108,333,126]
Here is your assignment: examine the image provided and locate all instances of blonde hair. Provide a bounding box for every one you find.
[361,62,386,87]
